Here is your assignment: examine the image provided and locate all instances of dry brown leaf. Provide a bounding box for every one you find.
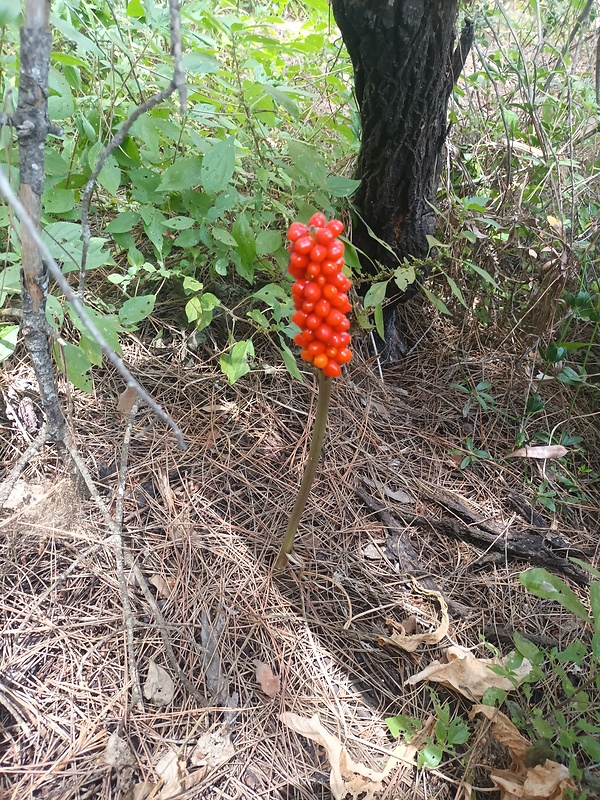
[363,477,412,504]
[255,661,280,698]
[102,731,135,770]
[143,661,175,706]
[470,705,530,761]
[149,574,173,599]
[470,707,575,800]
[117,386,138,416]
[191,727,235,770]
[506,445,568,460]
[123,781,156,800]
[406,646,532,701]
[280,712,407,800]
[377,592,449,652]
[155,749,184,800]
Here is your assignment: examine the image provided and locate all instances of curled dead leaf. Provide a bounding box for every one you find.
[406,646,532,701]
[102,731,135,770]
[506,445,568,460]
[255,661,280,698]
[280,712,410,800]
[149,574,174,599]
[378,591,449,653]
[117,386,138,417]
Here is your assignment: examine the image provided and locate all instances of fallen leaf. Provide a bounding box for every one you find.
[406,646,532,701]
[117,386,138,416]
[470,707,575,800]
[191,727,235,770]
[363,477,412,504]
[378,592,449,653]
[143,661,175,706]
[102,731,135,770]
[155,749,183,800]
[255,661,280,698]
[123,781,156,800]
[280,712,408,800]
[3,480,46,509]
[149,574,173,599]
[469,705,530,761]
[506,445,568,460]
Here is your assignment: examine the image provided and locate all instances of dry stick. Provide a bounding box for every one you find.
[78,0,186,295]
[114,396,144,710]
[0,170,186,451]
[275,371,333,569]
[0,424,48,508]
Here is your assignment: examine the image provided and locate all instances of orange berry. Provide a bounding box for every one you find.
[313,353,328,369]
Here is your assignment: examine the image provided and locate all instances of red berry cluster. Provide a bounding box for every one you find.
[288,213,353,378]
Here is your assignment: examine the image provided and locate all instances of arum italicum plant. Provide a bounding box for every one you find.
[276,213,353,569]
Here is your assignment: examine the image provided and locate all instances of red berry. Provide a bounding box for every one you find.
[316,275,327,286]
[289,252,308,270]
[305,263,321,279]
[288,264,305,279]
[337,348,352,364]
[335,296,352,314]
[321,260,341,278]
[316,228,335,246]
[314,299,331,318]
[322,284,339,303]
[336,317,351,332]
[303,282,322,303]
[302,301,315,313]
[300,349,313,362]
[305,314,321,330]
[339,332,351,345]
[326,309,344,327]
[323,361,341,378]
[310,245,328,263]
[315,324,334,344]
[326,219,344,237]
[291,281,306,296]
[293,297,303,310]
[294,235,314,255]
[326,346,338,359]
[327,241,345,260]
[308,341,326,357]
[331,272,351,292]
[288,222,308,241]
[292,310,307,327]
[308,212,326,228]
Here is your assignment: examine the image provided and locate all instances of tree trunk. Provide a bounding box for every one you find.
[330,0,473,356]
[16,0,66,439]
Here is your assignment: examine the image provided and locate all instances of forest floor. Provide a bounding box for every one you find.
[0,296,598,800]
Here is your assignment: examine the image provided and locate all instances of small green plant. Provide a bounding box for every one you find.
[386,690,470,769]
[450,379,496,416]
[497,566,600,792]
[452,436,492,469]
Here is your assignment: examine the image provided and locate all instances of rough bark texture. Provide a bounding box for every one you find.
[16,0,66,440]
[330,0,473,355]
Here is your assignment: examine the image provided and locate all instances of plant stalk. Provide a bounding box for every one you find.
[275,372,333,569]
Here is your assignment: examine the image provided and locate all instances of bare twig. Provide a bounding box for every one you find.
[0,425,49,509]
[0,170,186,451]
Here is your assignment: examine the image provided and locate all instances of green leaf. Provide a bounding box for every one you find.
[385,714,421,739]
[164,216,195,230]
[220,339,254,385]
[43,188,75,214]
[126,0,144,16]
[277,337,303,382]
[232,212,256,283]
[445,275,466,307]
[0,0,20,25]
[182,52,222,74]
[417,743,443,769]
[106,212,140,234]
[261,83,300,117]
[466,261,501,290]
[0,324,19,362]
[513,631,540,663]
[156,157,204,192]
[201,135,236,194]
[97,154,121,195]
[287,140,327,189]
[423,286,452,315]
[326,175,360,197]
[579,735,600,761]
[54,342,93,392]
[374,303,385,340]
[119,295,156,327]
[446,718,469,746]
[519,568,590,623]
[212,227,238,247]
[256,230,282,256]
[185,292,220,331]
[394,264,416,292]
[364,280,388,308]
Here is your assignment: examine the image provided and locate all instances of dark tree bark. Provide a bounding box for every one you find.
[330,0,474,357]
[16,0,66,439]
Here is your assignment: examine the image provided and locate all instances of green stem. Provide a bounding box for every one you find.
[275,371,333,569]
